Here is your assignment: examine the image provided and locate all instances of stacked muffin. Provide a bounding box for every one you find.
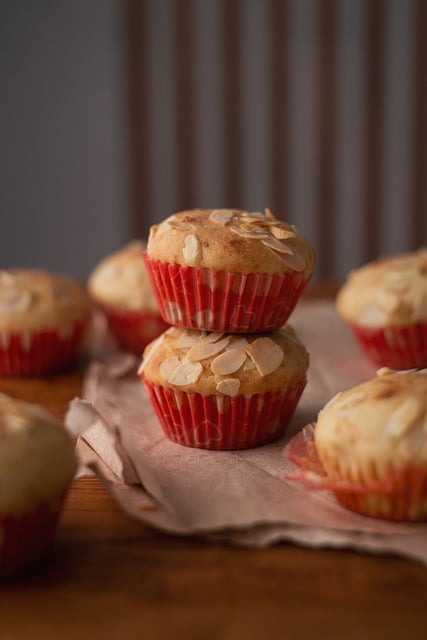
[139,208,314,450]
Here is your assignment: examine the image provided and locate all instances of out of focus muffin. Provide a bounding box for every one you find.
[88,241,169,354]
[0,269,90,376]
[336,249,427,369]
[0,394,77,577]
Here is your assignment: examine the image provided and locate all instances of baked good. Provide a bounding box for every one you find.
[336,249,427,369]
[0,269,90,376]
[144,209,314,332]
[88,241,168,353]
[303,368,427,521]
[139,324,309,450]
[0,393,77,577]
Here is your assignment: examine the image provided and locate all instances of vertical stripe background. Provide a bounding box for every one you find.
[126,0,427,282]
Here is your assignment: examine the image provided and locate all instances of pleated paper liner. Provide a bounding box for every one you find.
[141,377,306,450]
[143,255,312,333]
[286,425,427,522]
[0,495,65,579]
[0,320,86,376]
[102,307,169,354]
[349,321,427,370]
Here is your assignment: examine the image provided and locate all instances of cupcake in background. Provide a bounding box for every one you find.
[288,368,427,521]
[139,324,309,450]
[336,249,427,370]
[144,209,314,333]
[0,393,77,578]
[88,241,169,354]
[0,269,90,376]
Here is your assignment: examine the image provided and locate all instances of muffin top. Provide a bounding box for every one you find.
[0,394,77,515]
[315,368,427,480]
[0,269,90,332]
[139,324,309,397]
[147,209,314,276]
[336,249,427,328]
[88,241,158,312]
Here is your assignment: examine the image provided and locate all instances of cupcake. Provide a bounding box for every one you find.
[0,393,77,577]
[144,209,314,333]
[288,368,427,521]
[336,249,427,369]
[139,324,309,450]
[88,241,169,353]
[0,269,90,376]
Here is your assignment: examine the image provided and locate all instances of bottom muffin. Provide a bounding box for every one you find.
[0,394,77,578]
[139,325,309,450]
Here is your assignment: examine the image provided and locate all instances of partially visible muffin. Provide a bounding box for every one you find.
[336,249,427,369]
[144,209,314,332]
[0,269,90,376]
[88,241,169,353]
[0,393,77,577]
[139,324,309,450]
[314,368,427,521]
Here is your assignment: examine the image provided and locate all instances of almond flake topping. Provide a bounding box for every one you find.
[182,233,202,266]
[200,331,225,344]
[175,330,201,349]
[261,235,294,255]
[264,208,277,220]
[167,360,203,386]
[276,248,306,272]
[216,378,241,397]
[168,216,193,231]
[270,226,296,240]
[228,337,249,350]
[160,357,182,381]
[211,349,247,375]
[385,396,422,437]
[210,210,234,225]
[230,225,269,240]
[245,338,284,376]
[187,336,231,361]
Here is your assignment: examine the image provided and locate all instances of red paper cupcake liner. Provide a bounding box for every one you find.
[0,320,86,376]
[0,496,64,579]
[143,255,312,333]
[286,425,427,521]
[349,321,427,370]
[103,307,169,354]
[141,377,307,450]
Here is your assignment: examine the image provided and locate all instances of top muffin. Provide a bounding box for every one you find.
[147,208,314,275]
[144,209,314,332]
[336,249,427,328]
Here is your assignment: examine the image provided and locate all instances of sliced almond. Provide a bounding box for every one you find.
[243,358,256,371]
[228,337,249,350]
[137,334,165,374]
[211,349,247,375]
[276,248,307,272]
[168,360,203,386]
[187,336,231,361]
[210,210,234,225]
[230,225,269,240]
[245,337,284,376]
[182,233,202,266]
[385,396,422,437]
[175,330,201,349]
[160,356,182,381]
[261,235,294,254]
[241,211,265,221]
[200,331,225,344]
[264,207,277,220]
[168,219,193,230]
[270,226,296,240]
[216,378,241,397]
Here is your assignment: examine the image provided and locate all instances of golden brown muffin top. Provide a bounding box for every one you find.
[139,324,309,397]
[336,249,427,328]
[0,394,77,515]
[0,269,90,332]
[88,240,158,312]
[315,368,427,481]
[147,209,314,276]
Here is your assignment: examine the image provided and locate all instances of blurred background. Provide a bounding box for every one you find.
[1,0,426,283]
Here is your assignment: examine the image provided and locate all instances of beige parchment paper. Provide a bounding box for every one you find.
[66,301,427,565]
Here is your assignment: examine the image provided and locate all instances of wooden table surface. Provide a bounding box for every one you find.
[1,285,426,640]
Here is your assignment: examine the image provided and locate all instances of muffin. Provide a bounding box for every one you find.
[144,209,314,333]
[289,368,427,521]
[0,393,77,577]
[88,241,169,353]
[336,249,427,369]
[139,324,309,450]
[0,269,90,376]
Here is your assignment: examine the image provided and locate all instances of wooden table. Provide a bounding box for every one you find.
[1,286,426,639]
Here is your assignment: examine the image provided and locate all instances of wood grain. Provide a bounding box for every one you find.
[0,287,426,638]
